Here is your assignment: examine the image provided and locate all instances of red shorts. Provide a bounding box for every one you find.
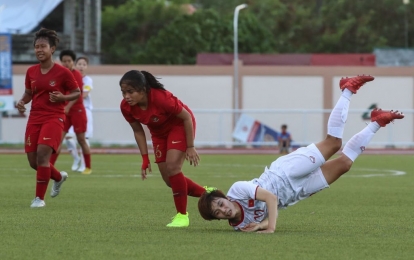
[25,118,64,153]
[152,122,196,163]
[64,108,87,133]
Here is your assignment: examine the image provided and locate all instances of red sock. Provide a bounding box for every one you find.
[185,177,205,197]
[50,153,59,165]
[83,153,91,168]
[169,172,187,214]
[36,166,51,200]
[50,163,62,182]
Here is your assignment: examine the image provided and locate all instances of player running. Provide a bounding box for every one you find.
[16,28,80,207]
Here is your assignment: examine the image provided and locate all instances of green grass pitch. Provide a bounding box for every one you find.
[0,153,413,260]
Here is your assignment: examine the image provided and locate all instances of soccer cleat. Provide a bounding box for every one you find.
[81,168,92,175]
[339,75,374,94]
[166,212,189,228]
[51,171,68,198]
[71,157,81,171]
[203,186,217,193]
[371,109,404,127]
[77,165,86,173]
[30,197,46,208]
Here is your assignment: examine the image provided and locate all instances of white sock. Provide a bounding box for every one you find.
[342,122,381,161]
[327,89,353,138]
[65,138,80,161]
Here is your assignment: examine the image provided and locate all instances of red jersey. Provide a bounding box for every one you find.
[25,63,79,124]
[120,88,194,137]
[68,69,85,113]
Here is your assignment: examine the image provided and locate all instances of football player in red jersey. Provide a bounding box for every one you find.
[49,50,92,175]
[120,70,213,227]
[16,28,81,208]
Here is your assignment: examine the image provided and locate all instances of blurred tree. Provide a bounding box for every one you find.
[101,0,186,63]
[137,9,275,64]
[101,0,414,63]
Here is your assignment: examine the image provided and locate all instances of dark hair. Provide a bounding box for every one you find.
[59,50,76,62]
[76,56,89,64]
[281,124,287,129]
[198,189,227,221]
[33,28,60,51]
[119,70,165,93]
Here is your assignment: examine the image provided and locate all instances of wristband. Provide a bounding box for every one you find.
[141,154,150,170]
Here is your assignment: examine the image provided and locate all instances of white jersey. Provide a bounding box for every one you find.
[82,75,93,110]
[227,143,330,231]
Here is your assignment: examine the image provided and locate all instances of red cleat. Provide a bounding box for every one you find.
[339,75,375,94]
[371,109,404,127]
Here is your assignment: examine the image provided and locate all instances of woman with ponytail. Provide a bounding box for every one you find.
[119,70,212,227]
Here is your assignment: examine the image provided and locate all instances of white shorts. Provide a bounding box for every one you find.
[269,143,329,207]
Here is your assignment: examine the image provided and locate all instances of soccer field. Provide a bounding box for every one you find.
[0,153,413,260]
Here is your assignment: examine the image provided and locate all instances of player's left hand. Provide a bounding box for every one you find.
[240,223,261,232]
[49,91,64,102]
[257,229,275,234]
[186,147,200,167]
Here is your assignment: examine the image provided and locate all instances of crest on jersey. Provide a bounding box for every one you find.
[151,116,159,123]
[248,199,254,207]
[49,80,56,86]
[309,156,315,163]
[360,146,365,152]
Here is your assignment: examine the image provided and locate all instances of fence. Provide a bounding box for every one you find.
[92,108,413,148]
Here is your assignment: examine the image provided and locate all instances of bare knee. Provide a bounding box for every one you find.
[162,175,171,187]
[340,156,353,173]
[29,161,37,170]
[326,136,342,153]
[165,162,182,176]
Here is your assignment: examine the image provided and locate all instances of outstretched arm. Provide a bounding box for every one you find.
[255,187,278,233]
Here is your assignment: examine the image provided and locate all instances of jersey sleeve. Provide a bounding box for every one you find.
[73,70,84,93]
[120,101,136,123]
[24,69,31,90]
[63,69,79,92]
[83,76,93,92]
[161,91,183,115]
[227,181,259,200]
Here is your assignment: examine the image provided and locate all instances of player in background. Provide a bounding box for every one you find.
[50,50,92,175]
[65,56,94,172]
[278,124,292,154]
[16,28,80,207]
[198,75,404,233]
[120,70,214,227]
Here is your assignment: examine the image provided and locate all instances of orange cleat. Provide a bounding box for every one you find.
[339,75,375,94]
[371,109,404,127]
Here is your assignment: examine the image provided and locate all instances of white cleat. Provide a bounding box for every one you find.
[71,157,81,171]
[51,171,68,198]
[30,197,45,208]
[77,165,86,173]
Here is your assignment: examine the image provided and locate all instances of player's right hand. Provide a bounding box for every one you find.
[141,158,151,180]
[240,223,261,232]
[49,91,64,102]
[16,100,26,112]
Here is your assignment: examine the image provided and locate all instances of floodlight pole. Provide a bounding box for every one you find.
[233,4,247,125]
[403,0,410,47]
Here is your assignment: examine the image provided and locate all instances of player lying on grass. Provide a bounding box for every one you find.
[198,75,404,233]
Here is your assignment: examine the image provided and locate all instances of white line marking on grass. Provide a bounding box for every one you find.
[344,168,406,178]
